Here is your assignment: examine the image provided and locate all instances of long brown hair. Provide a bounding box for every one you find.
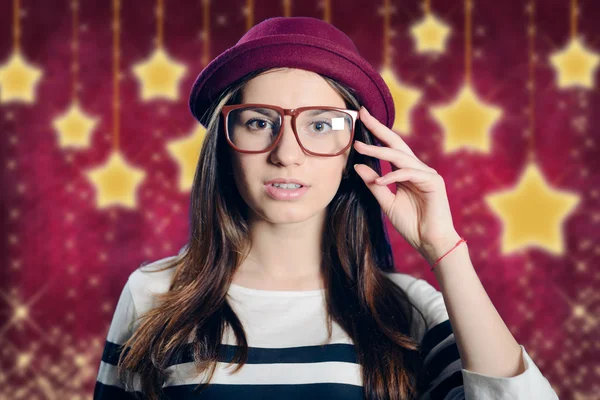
[117,67,429,399]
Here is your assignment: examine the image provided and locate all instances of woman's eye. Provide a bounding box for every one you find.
[247,119,272,129]
[311,120,331,132]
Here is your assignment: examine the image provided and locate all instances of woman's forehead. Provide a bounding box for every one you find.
[241,69,346,108]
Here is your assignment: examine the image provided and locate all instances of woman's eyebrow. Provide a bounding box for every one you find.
[304,108,345,116]
[241,107,279,117]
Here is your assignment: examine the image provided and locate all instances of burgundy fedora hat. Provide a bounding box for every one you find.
[188,16,395,130]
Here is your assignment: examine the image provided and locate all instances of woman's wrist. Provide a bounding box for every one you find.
[419,233,464,267]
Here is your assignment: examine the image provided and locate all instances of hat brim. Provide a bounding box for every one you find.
[188,34,395,130]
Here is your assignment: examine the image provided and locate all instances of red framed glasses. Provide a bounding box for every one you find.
[221,103,359,157]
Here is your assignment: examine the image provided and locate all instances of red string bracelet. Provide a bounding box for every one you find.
[430,238,467,271]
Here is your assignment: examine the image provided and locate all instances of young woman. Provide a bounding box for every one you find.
[94,17,559,400]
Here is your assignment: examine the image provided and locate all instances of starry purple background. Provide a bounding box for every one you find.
[1,0,599,398]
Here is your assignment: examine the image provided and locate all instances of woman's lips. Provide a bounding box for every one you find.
[264,184,309,200]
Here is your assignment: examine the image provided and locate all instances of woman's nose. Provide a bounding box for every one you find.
[269,117,305,164]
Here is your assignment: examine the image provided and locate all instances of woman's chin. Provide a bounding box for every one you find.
[266,208,307,223]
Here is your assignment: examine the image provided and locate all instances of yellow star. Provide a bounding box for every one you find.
[430,84,502,153]
[85,151,146,209]
[166,124,207,191]
[409,13,452,54]
[0,51,43,103]
[52,101,100,149]
[549,36,600,89]
[380,67,422,134]
[484,163,580,256]
[132,47,187,101]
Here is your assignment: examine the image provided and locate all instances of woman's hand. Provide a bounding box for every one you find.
[353,106,461,257]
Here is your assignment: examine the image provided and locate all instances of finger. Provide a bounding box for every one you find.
[360,106,417,158]
[375,168,438,186]
[354,163,395,213]
[354,140,436,174]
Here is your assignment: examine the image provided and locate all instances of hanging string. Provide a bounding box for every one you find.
[464,0,473,84]
[13,0,21,53]
[570,0,578,39]
[112,0,121,150]
[157,0,164,48]
[71,0,80,102]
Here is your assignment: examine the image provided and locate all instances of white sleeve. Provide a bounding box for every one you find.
[461,345,559,399]
[403,277,559,400]
[93,279,142,399]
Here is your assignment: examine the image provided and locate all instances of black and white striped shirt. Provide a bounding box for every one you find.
[94,253,558,399]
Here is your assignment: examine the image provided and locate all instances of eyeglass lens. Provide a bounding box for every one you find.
[226,106,353,154]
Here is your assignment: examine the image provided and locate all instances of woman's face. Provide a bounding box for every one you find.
[228,68,352,225]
